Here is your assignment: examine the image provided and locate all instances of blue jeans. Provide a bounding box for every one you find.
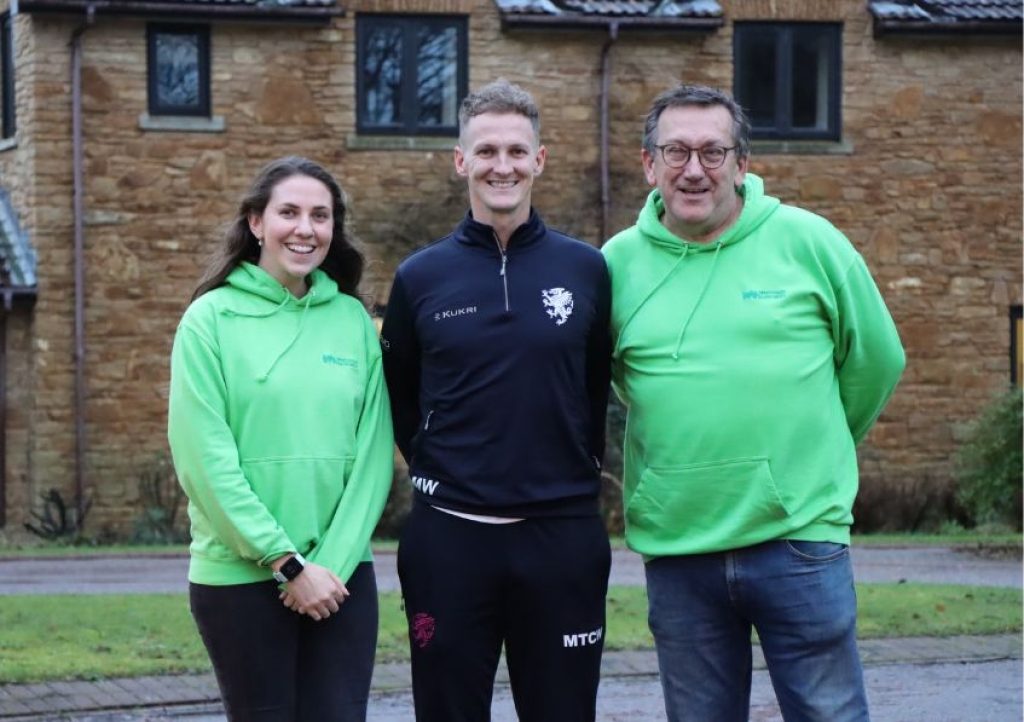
[645,540,870,722]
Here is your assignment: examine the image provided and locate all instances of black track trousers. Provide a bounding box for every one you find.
[397,502,611,722]
[189,562,378,722]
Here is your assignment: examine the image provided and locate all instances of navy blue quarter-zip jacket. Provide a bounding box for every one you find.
[381,209,612,517]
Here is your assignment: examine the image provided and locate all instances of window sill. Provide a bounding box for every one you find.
[0,137,15,153]
[138,113,226,133]
[751,139,854,155]
[346,134,457,152]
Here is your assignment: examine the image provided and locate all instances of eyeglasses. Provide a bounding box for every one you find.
[653,144,737,170]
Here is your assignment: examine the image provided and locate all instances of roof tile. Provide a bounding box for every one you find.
[869,0,1023,24]
[493,0,721,19]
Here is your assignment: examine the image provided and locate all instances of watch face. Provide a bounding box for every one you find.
[280,556,304,581]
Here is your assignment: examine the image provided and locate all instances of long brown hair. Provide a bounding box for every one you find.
[192,156,364,301]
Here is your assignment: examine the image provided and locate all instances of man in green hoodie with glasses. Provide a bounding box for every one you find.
[602,84,905,722]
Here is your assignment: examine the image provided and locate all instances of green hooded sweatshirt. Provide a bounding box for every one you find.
[168,262,394,585]
[602,174,904,557]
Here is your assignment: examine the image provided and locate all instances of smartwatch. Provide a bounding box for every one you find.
[272,553,306,584]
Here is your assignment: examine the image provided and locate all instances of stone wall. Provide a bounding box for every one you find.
[1,0,1020,534]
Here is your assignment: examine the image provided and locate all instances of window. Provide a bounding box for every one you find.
[146,24,210,117]
[734,23,841,141]
[1,12,14,140]
[1012,305,1022,386]
[357,15,467,136]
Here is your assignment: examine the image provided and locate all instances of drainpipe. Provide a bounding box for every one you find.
[70,4,94,526]
[0,291,7,527]
[598,20,618,245]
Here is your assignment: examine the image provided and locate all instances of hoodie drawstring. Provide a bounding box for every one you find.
[671,241,723,360]
[221,293,290,320]
[257,290,315,382]
[613,246,690,358]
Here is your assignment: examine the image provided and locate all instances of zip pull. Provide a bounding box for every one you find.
[494,232,510,312]
[423,410,434,430]
[494,232,507,275]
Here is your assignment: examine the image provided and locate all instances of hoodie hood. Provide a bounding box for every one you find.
[221,262,341,381]
[608,173,781,360]
[223,262,340,312]
[636,172,781,254]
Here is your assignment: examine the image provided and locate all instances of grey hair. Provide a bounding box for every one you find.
[642,85,751,160]
[458,79,541,145]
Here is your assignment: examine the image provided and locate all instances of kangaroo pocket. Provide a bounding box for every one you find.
[241,456,355,553]
[626,457,789,547]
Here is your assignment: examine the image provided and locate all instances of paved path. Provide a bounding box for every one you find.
[0,546,1020,720]
[1,635,1019,720]
[1,545,1020,595]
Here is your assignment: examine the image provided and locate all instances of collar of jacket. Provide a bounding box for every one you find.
[454,208,546,252]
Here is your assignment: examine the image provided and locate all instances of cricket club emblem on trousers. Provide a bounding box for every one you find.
[542,287,574,325]
[412,612,436,649]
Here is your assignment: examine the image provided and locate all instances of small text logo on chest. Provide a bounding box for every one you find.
[322,354,357,368]
[542,287,574,325]
[742,290,787,301]
[434,306,478,322]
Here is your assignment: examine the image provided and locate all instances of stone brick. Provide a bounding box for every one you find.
[798,176,844,202]
[890,85,924,120]
[976,109,1021,145]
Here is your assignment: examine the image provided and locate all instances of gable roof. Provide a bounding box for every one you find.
[494,0,723,29]
[0,187,36,299]
[869,1,1023,34]
[18,0,343,22]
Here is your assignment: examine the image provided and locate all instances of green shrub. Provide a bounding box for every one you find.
[24,488,92,542]
[955,387,1023,531]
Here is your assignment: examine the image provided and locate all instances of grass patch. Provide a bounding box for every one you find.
[606,584,1023,651]
[1,584,1020,684]
[852,532,1022,550]
[0,595,206,682]
[855,584,1023,638]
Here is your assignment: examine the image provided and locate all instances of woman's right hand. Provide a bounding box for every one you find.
[277,561,349,621]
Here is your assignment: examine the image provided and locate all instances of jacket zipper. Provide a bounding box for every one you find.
[423,410,434,431]
[494,234,510,312]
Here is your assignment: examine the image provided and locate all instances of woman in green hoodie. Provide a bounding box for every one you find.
[168,157,394,721]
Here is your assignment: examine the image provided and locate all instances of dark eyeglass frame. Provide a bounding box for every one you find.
[652,144,738,170]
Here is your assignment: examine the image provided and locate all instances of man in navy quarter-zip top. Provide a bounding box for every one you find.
[381,79,612,722]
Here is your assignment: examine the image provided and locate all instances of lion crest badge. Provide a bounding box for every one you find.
[542,287,574,326]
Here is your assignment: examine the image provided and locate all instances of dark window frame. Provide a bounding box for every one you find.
[146,23,211,118]
[1,11,15,140]
[733,22,842,142]
[355,14,468,137]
